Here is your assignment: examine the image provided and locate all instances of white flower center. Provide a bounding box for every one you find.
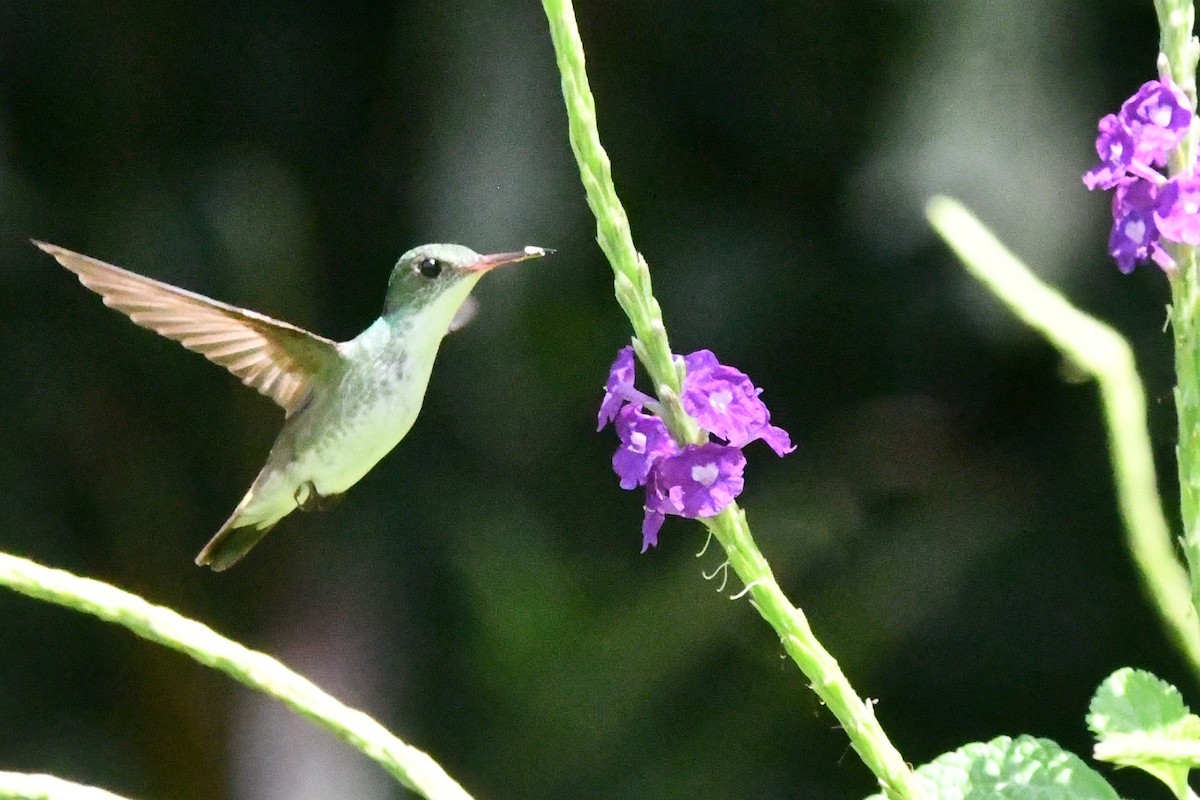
[691,462,719,486]
[708,388,733,414]
[629,431,647,454]
[1124,219,1146,243]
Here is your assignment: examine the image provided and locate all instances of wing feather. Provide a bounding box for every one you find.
[36,241,340,415]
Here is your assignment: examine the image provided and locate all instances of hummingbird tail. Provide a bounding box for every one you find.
[195,504,277,571]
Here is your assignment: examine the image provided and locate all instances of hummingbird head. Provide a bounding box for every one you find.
[383,243,550,318]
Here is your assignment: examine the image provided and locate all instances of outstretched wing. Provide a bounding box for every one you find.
[36,241,341,416]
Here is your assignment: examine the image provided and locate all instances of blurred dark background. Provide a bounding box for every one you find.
[0,1,1185,798]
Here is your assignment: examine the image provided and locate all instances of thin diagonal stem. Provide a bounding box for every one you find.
[0,771,138,800]
[1155,0,1200,630]
[927,196,1200,676]
[539,0,701,446]
[0,553,475,800]
[541,1,927,797]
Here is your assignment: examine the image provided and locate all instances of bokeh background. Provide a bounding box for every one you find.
[0,1,1186,798]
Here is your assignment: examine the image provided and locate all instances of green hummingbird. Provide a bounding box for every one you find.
[35,240,549,570]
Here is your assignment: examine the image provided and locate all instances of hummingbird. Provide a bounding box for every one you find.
[35,240,549,570]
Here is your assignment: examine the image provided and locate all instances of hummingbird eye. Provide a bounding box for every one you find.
[416,257,443,279]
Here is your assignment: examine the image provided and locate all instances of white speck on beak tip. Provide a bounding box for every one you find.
[525,245,554,257]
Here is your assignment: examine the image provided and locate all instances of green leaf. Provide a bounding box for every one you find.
[864,736,1120,800]
[1087,668,1190,736]
[1088,668,1199,798]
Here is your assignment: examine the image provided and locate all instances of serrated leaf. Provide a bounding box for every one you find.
[1087,668,1189,736]
[864,736,1120,800]
[1088,668,1197,797]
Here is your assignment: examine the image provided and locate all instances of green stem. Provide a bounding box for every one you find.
[0,771,136,800]
[704,508,931,799]
[541,1,927,797]
[539,0,702,446]
[0,553,474,800]
[1155,0,1199,101]
[927,196,1200,675]
[1156,0,1200,631]
[1172,264,1200,618]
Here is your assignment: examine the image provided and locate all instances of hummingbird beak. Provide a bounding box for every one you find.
[466,246,554,273]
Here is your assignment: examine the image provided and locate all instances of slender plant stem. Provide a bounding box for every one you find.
[0,771,137,800]
[1170,247,1200,618]
[538,0,701,446]
[927,196,1200,676]
[1156,0,1200,623]
[0,553,474,800]
[703,507,929,799]
[540,1,928,798]
[1155,0,1199,101]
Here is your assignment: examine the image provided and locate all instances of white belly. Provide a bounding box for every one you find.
[235,298,467,528]
[242,353,437,523]
[302,391,422,495]
[300,356,435,493]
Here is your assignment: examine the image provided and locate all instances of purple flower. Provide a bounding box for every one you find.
[681,350,795,456]
[1085,77,1195,273]
[1109,179,1161,273]
[641,509,666,552]
[647,443,745,518]
[1121,79,1192,166]
[598,345,791,550]
[598,346,638,430]
[1156,175,1200,246]
[640,444,746,551]
[1083,115,1135,191]
[612,405,679,490]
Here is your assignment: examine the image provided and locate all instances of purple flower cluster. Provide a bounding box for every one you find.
[1084,78,1197,273]
[598,346,794,551]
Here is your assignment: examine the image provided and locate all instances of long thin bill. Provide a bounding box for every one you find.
[468,246,554,272]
